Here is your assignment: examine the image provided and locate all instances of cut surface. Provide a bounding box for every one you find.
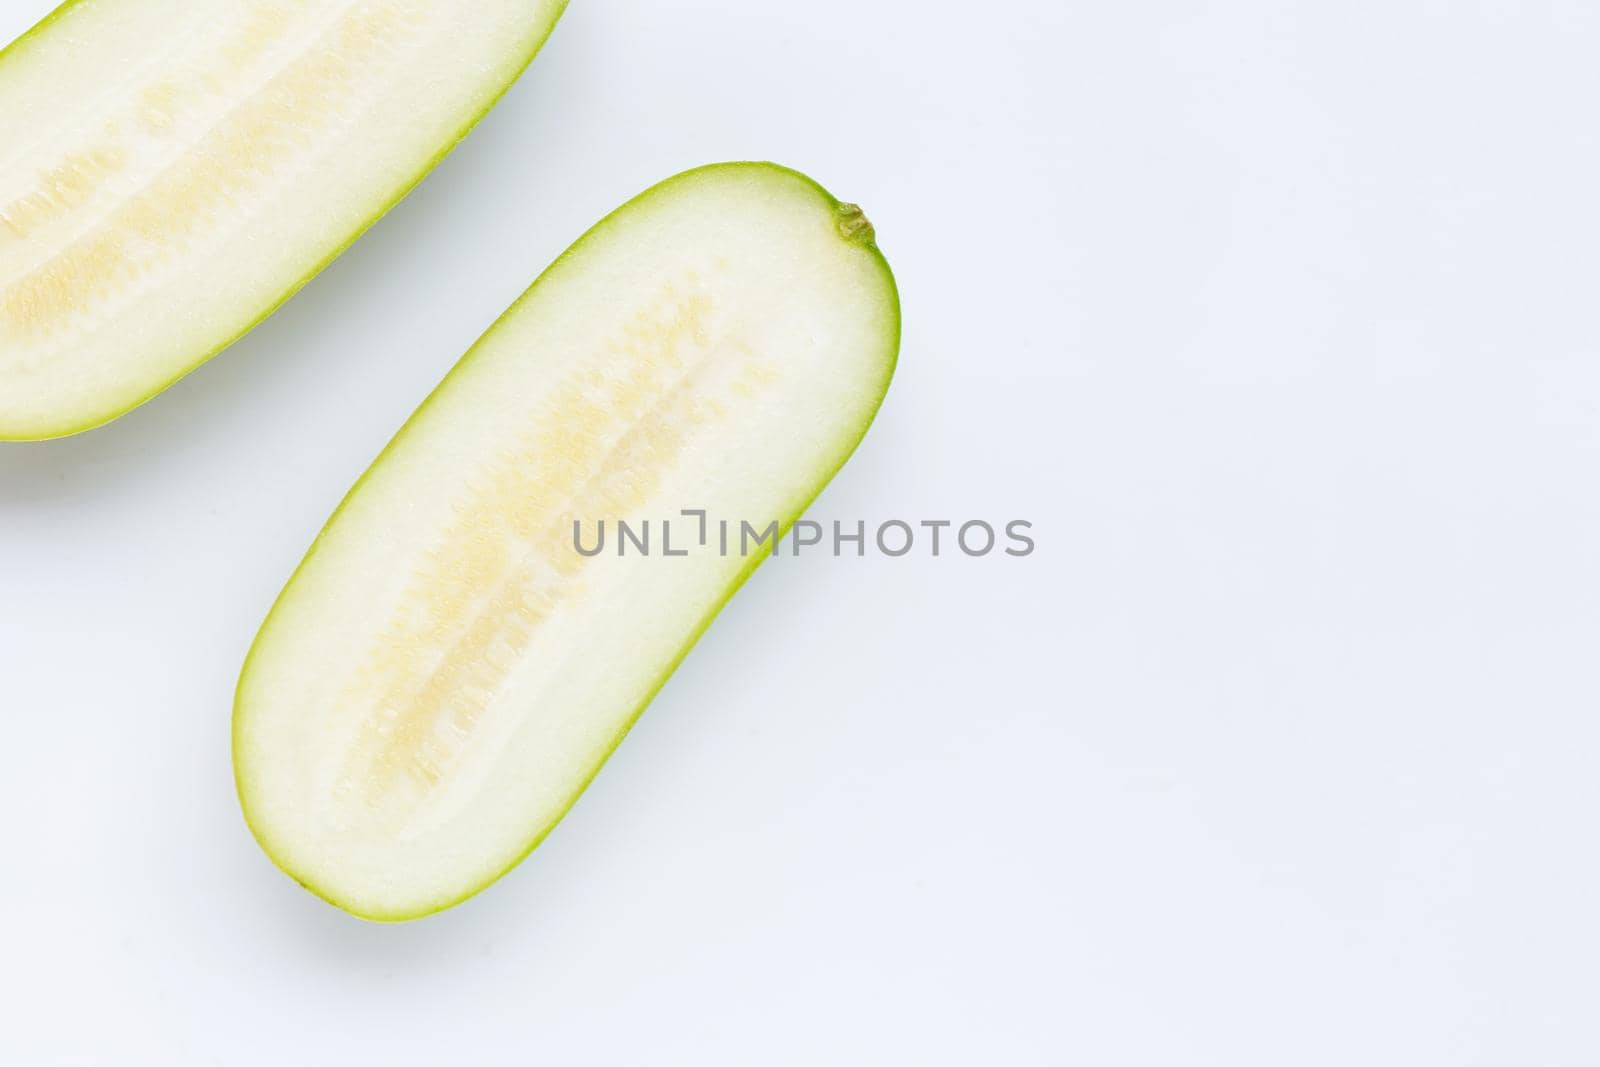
[234,163,900,920]
[0,0,566,440]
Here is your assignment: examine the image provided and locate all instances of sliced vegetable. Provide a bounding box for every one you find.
[234,163,899,920]
[0,0,567,439]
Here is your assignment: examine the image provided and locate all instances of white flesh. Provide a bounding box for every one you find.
[234,164,899,920]
[0,0,565,439]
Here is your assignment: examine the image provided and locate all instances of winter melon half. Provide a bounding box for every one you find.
[234,163,900,920]
[0,0,567,439]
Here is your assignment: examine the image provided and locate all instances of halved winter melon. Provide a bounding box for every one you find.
[233,163,900,920]
[0,0,567,439]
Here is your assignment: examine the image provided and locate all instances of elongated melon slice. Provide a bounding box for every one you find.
[0,0,566,440]
[234,163,900,920]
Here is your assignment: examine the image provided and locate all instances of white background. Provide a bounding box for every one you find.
[3,1,1599,1063]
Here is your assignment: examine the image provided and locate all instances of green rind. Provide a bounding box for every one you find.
[0,0,570,442]
[233,161,901,922]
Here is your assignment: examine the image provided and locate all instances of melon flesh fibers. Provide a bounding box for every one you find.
[0,0,567,439]
[233,163,901,920]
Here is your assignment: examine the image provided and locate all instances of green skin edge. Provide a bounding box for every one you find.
[0,0,570,442]
[234,162,901,922]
